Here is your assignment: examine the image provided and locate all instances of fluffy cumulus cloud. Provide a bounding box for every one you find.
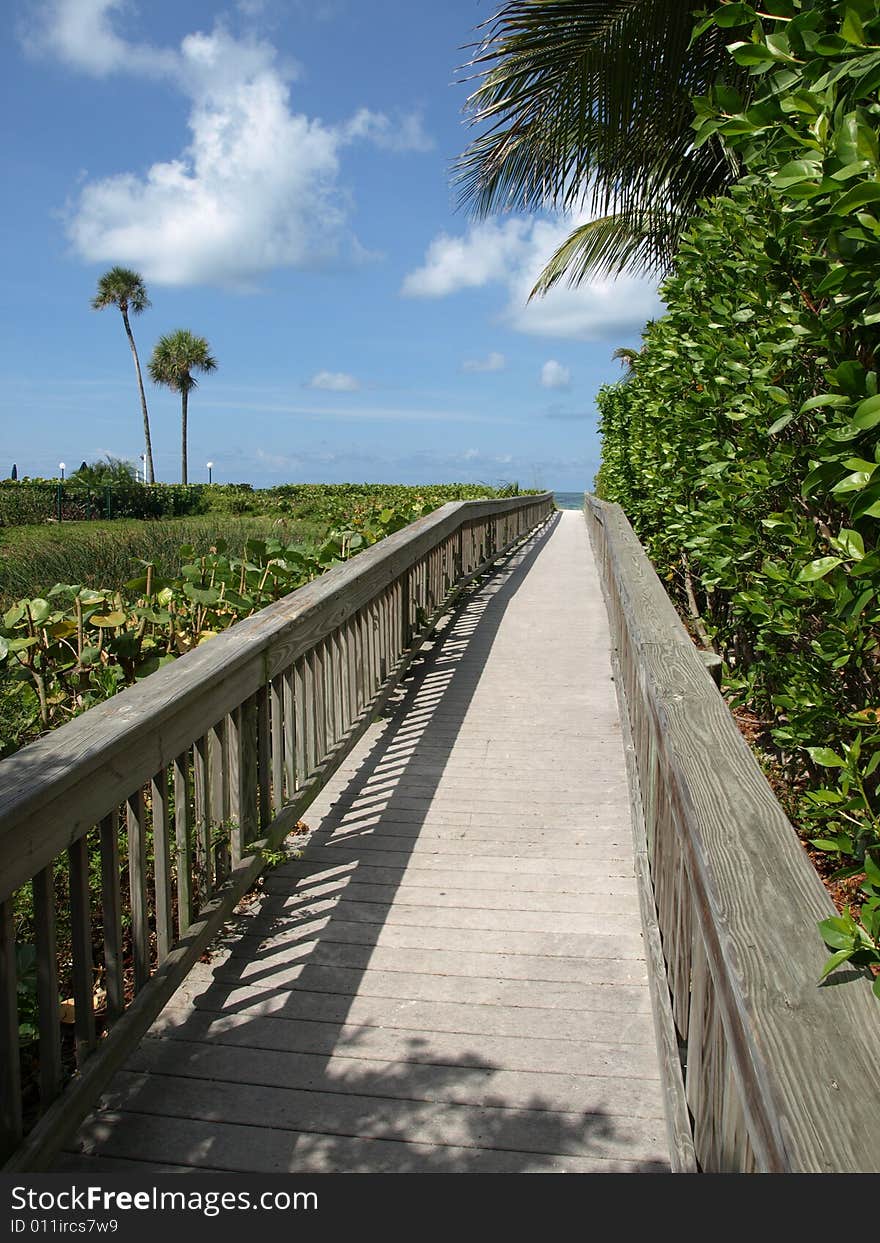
[402,215,662,342]
[541,360,570,389]
[30,1,431,286]
[462,351,505,373]
[401,219,530,298]
[308,370,360,392]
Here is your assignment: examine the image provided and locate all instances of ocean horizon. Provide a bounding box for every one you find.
[552,491,585,511]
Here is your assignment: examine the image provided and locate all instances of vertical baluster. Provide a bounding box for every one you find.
[338,626,349,736]
[33,867,62,1106]
[209,720,227,883]
[401,569,412,651]
[359,610,369,703]
[323,637,336,750]
[334,626,348,738]
[100,811,123,1018]
[0,899,22,1160]
[285,666,299,790]
[127,790,150,992]
[68,835,97,1063]
[227,707,243,868]
[388,583,397,666]
[193,735,211,904]
[271,673,285,812]
[173,754,192,938]
[341,620,354,735]
[378,588,388,683]
[152,769,173,965]
[312,644,327,765]
[387,581,397,667]
[390,580,400,668]
[241,696,259,855]
[294,657,307,786]
[353,611,365,716]
[369,600,379,693]
[257,684,271,831]
[345,616,355,725]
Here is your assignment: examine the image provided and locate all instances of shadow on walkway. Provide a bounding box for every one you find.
[67,513,667,1173]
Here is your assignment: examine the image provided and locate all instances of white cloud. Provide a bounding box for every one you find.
[402,214,661,342]
[541,360,570,389]
[401,219,530,298]
[343,108,434,153]
[308,370,360,392]
[31,1,432,287]
[462,351,505,373]
[26,0,176,77]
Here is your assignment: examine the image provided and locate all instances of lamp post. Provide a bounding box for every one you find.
[207,461,214,485]
[59,462,65,481]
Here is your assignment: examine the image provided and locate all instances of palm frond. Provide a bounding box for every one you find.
[456,0,749,278]
[148,330,217,394]
[530,213,666,295]
[91,266,150,314]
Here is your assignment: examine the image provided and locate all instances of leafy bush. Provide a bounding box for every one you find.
[597,0,880,992]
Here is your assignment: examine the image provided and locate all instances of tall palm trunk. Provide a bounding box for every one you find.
[121,307,155,484]
[181,388,188,485]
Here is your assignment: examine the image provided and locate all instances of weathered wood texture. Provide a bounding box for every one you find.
[0,493,552,1171]
[58,512,671,1175]
[585,495,880,1173]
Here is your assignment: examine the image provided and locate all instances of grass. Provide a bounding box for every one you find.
[0,513,328,605]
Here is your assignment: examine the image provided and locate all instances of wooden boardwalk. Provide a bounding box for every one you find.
[57,511,671,1174]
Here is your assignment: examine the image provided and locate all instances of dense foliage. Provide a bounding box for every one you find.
[596,0,880,991]
[0,479,524,527]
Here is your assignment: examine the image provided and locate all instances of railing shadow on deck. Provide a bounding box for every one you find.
[63,514,666,1174]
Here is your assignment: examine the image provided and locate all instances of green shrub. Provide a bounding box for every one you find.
[598,0,880,991]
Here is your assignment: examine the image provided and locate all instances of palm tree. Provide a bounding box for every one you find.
[148,331,217,484]
[91,267,156,483]
[455,1,750,289]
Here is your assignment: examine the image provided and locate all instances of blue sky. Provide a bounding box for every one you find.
[1,0,661,490]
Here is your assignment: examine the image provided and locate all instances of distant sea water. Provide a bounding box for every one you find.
[552,491,585,511]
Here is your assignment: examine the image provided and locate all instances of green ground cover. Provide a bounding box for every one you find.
[0,482,519,758]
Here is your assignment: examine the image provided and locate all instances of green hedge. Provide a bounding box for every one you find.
[596,0,880,989]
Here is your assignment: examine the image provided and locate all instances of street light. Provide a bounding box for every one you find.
[207,461,214,485]
[59,462,65,481]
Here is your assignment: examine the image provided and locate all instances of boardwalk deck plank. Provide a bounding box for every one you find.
[60,512,672,1174]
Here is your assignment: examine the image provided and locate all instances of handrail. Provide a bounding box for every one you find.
[0,492,553,1169]
[585,494,880,1173]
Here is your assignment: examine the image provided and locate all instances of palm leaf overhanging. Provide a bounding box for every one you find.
[455,1,750,287]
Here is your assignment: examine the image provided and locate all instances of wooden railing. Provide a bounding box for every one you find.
[0,493,553,1170]
[585,495,880,1173]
